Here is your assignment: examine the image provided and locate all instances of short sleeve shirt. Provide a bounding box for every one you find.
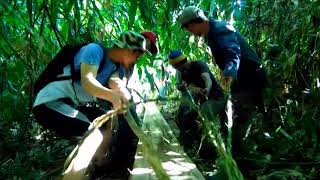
[74,43,121,85]
[33,43,123,107]
[178,61,223,99]
[179,61,212,88]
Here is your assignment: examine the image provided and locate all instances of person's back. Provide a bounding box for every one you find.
[177,61,223,101]
[205,20,261,69]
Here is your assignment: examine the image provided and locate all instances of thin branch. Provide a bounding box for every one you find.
[91,0,105,24]
[31,2,45,27]
[0,35,28,67]
[44,5,63,48]
[294,63,310,89]
[73,0,80,40]
[39,10,46,35]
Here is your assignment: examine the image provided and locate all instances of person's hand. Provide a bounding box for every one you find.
[189,86,208,101]
[109,91,123,110]
[201,87,210,97]
[188,84,202,94]
[221,73,233,92]
[116,87,131,103]
[181,81,188,87]
[108,79,131,110]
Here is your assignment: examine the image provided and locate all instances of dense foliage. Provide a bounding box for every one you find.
[0,0,319,179]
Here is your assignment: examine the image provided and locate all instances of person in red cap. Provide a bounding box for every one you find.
[120,31,158,80]
[141,31,158,55]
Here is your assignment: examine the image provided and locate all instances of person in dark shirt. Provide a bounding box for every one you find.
[177,6,267,115]
[168,50,225,160]
[177,6,269,174]
[170,50,224,103]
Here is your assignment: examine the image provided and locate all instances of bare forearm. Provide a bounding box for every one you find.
[81,76,115,101]
[201,73,212,90]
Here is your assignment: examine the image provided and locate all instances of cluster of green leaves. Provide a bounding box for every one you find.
[1,0,320,179]
[228,0,320,178]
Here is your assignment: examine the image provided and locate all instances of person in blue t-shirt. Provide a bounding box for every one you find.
[32,31,149,139]
[90,31,159,179]
[33,31,159,179]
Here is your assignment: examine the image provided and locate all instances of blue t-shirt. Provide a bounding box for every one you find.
[74,43,123,85]
[34,43,127,107]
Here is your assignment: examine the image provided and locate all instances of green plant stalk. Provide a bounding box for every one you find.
[199,109,243,180]
[125,109,170,180]
[184,85,243,180]
[44,5,63,47]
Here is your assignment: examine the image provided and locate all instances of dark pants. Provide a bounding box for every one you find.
[91,107,141,179]
[33,99,140,179]
[176,95,226,160]
[32,99,106,139]
[232,60,268,114]
[230,60,268,172]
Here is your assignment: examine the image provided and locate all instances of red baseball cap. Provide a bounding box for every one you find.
[141,31,158,54]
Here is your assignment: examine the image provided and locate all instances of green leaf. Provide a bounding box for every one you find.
[287,54,296,67]
[60,21,69,40]
[144,66,155,91]
[209,0,215,18]
[27,0,33,24]
[128,1,138,28]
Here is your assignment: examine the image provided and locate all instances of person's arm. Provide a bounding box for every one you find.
[77,43,127,109]
[80,63,125,110]
[176,71,187,91]
[216,23,241,80]
[201,72,212,96]
[196,62,212,96]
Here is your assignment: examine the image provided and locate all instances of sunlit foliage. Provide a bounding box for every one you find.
[0,0,319,179]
